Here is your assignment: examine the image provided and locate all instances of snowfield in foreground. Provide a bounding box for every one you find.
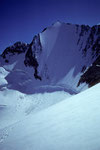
[0,88,71,129]
[0,83,100,150]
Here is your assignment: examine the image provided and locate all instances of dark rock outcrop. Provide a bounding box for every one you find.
[1,42,29,59]
[78,55,100,87]
[24,34,42,80]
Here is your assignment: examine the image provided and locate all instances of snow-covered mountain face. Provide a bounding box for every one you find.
[0,22,100,94]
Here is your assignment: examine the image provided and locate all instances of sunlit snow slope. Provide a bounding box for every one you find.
[0,83,100,150]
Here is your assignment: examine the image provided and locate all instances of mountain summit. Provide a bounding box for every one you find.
[0,22,100,94]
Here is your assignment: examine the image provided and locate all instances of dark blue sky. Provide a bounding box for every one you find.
[0,0,100,53]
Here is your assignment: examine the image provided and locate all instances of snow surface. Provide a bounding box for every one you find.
[0,88,71,129]
[0,83,100,150]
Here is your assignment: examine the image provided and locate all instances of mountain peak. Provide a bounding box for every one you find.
[0,22,100,94]
[52,20,62,26]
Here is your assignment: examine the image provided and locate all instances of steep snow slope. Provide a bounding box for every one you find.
[0,22,100,94]
[39,22,100,90]
[0,83,100,150]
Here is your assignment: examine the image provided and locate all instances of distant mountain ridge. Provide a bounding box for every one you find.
[0,22,100,94]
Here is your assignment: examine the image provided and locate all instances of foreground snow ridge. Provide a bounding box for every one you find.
[0,83,100,150]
